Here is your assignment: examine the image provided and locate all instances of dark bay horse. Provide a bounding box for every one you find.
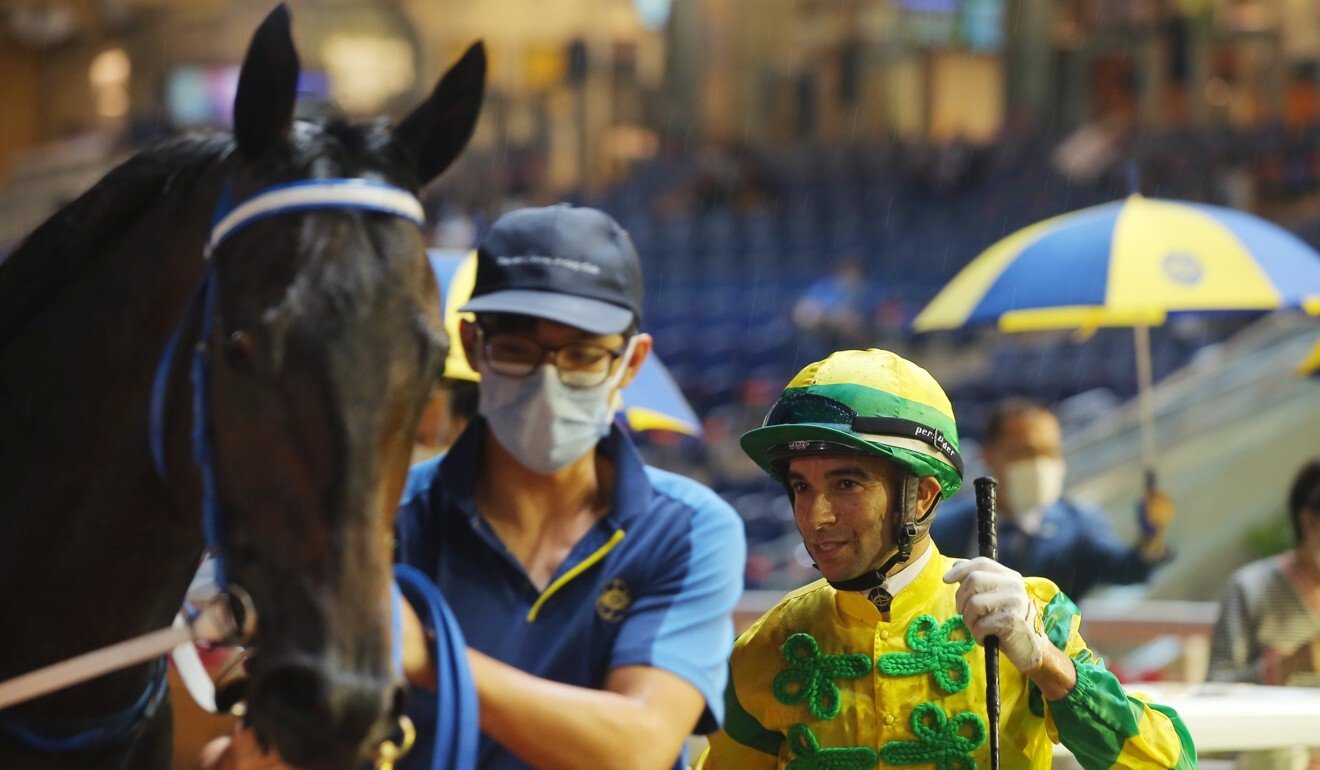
[0,6,483,769]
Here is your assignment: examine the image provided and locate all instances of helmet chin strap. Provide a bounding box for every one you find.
[825,474,939,593]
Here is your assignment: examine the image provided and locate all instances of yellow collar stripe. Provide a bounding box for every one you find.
[526,528,627,622]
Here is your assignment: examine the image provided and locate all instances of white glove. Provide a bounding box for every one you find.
[942,557,1050,673]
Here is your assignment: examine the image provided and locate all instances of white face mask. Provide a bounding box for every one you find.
[1001,457,1066,533]
[477,337,637,474]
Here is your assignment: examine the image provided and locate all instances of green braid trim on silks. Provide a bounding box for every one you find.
[772,633,872,720]
[785,723,878,770]
[876,615,976,694]
[879,702,986,770]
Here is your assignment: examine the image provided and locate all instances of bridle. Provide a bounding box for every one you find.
[149,177,426,589]
[0,177,476,769]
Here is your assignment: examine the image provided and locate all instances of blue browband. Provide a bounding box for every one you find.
[207,178,425,254]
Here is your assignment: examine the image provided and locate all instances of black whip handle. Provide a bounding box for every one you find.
[974,476,1001,770]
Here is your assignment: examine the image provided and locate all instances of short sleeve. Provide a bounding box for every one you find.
[1207,568,1264,683]
[610,500,746,733]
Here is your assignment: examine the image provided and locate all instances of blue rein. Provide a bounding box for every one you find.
[5,179,478,766]
[395,565,479,770]
[0,659,169,755]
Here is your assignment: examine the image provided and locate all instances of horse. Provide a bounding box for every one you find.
[0,6,484,769]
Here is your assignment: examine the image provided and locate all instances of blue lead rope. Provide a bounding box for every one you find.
[394,565,479,770]
[0,659,169,754]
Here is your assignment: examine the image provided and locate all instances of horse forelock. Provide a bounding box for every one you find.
[226,116,426,330]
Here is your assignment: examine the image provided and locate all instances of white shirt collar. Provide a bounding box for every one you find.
[881,543,934,598]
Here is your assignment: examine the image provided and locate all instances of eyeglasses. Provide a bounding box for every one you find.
[476,328,629,388]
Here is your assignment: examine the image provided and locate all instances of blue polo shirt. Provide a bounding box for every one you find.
[395,420,746,770]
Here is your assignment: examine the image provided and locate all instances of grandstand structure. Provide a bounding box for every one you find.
[580,129,1312,592]
[2,0,1319,596]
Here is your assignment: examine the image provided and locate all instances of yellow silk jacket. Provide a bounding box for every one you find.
[701,545,1195,770]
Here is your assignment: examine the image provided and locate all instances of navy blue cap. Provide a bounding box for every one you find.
[460,205,643,335]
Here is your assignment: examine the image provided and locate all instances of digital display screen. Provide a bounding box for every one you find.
[166,66,329,127]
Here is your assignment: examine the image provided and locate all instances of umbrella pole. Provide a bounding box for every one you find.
[1133,323,1157,490]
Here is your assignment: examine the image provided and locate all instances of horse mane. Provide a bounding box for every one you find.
[0,132,233,350]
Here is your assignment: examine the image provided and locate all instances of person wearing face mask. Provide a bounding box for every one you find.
[698,349,1193,770]
[930,398,1175,600]
[1208,459,1320,686]
[411,252,482,464]
[393,205,747,770]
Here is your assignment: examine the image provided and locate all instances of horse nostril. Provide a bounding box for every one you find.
[390,683,408,721]
[261,663,329,722]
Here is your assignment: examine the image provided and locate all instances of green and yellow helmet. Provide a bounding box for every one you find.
[741,349,963,498]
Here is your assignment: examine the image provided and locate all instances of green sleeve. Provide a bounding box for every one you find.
[1040,593,1197,770]
[719,663,784,758]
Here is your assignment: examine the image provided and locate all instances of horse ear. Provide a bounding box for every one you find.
[233,4,300,160]
[394,41,486,186]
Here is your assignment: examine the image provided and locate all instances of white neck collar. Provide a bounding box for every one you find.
[881,543,934,598]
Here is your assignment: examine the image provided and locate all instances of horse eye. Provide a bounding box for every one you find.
[225,330,257,369]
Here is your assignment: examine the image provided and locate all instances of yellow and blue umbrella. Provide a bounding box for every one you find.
[915,195,1320,332]
[427,249,702,437]
[913,195,1320,473]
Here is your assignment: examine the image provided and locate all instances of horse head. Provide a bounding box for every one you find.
[201,7,483,766]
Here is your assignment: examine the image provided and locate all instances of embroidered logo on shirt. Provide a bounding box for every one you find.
[595,578,632,623]
[877,614,975,694]
[772,633,872,720]
[879,702,986,770]
[866,586,893,619]
[786,723,878,770]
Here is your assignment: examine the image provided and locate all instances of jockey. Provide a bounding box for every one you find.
[699,348,1195,769]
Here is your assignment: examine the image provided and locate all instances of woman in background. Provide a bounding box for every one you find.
[1209,459,1320,685]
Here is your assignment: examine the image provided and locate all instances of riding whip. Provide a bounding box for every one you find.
[974,476,1001,770]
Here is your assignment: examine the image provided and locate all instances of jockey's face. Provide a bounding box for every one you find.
[785,454,905,584]
[786,453,942,584]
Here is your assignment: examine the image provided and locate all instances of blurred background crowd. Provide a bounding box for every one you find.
[4,0,1320,729]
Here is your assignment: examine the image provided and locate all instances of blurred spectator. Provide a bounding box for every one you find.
[1051,113,1130,184]
[430,203,478,250]
[929,134,979,195]
[792,257,870,355]
[931,398,1175,600]
[412,378,479,464]
[1216,162,1256,211]
[667,143,779,215]
[1208,459,1320,685]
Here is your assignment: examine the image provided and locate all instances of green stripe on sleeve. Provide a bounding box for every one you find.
[1148,703,1198,770]
[1041,591,1080,651]
[722,664,784,757]
[1048,657,1142,769]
